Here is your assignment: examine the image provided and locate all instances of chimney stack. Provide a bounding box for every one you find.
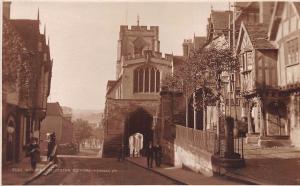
[3,1,11,19]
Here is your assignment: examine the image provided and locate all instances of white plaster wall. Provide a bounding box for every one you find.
[174,143,213,176]
[290,128,300,148]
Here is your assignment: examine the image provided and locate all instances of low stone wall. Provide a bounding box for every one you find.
[170,126,215,176]
[174,141,214,176]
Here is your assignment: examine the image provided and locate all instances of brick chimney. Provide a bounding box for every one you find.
[259,2,274,25]
[3,1,11,19]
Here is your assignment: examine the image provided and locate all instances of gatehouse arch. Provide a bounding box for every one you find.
[124,107,153,156]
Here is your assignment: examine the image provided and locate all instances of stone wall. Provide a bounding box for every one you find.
[103,98,160,157]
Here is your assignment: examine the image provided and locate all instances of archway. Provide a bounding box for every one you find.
[124,108,153,156]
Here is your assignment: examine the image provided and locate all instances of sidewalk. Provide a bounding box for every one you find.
[126,157,242,185]
[225,143,300,185]
[2,156,53,185]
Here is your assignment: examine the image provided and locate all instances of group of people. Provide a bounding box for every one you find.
[146,142,162,168]
[27,132,58,172]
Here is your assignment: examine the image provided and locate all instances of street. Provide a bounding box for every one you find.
[29,157,180,185]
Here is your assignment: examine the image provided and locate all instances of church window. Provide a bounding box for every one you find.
[134,70,138,92]
[145,68,149,92]
[150,68,155,92]
[138,69,144,92]
[133,66,160,93]
[155,70,160,92]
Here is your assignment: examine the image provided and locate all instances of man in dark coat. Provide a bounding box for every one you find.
[154,144,162,167]
[146,142,154,168]
[47,132,57,162]
[28,137,39,172]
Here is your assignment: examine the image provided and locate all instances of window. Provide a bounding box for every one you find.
[133,66,160,93]
[286,38,299,65]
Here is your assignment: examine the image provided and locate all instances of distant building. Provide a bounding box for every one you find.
[182,36,206,58]
[40,103,74,153]
[2,1,53,164]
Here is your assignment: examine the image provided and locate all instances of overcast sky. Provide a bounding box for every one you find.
[10,0,229,111]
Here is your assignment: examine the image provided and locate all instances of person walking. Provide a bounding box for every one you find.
[155,144,162,167]
[146,142,154,168]
[28,137,40,172]
[118,145,124,162]
[48,132,58,163]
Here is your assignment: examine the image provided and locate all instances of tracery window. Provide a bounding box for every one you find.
[133,66,160,93]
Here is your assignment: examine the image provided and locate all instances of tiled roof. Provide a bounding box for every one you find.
[10,19,40,52]
[106,76,122,96]
[211,11,232,30]
[244,23,276,49]
[194,36,207,50]
[173,55,186,66]
[46,102,63,116]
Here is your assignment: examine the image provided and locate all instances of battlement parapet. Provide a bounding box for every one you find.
[119,25,159,32]
[123,51,172,61]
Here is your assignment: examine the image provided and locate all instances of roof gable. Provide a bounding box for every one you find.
[46,102,63,116]
[238,22,275,52]
[210,11,232,31]
[269,2,300,40]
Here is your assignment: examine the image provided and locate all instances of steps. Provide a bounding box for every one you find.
[245,133,259,144]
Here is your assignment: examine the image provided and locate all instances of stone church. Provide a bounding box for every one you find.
[103,22,175,157]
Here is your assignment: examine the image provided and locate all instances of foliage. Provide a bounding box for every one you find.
[92,126,104,140]
[73,119,93,144]
[162,38,239,111]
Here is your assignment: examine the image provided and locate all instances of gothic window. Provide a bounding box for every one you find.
[134,70,138,92]
[138,69,144,92]
[145,68,149,92]
[150,68,155,92]
[133,66,160,93]
[156,70,160,92]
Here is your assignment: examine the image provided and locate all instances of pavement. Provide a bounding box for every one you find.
[126,157,243,185]
[127,143,300,185]
[29,157,180,185]
[224,143,300,185]
[2,156,54,185]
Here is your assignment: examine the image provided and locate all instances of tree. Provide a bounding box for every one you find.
[73,119,93,148]
[162,37,239,131]
[92,126,104,141]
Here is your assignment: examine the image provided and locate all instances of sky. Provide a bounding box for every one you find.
[10,0,229,111]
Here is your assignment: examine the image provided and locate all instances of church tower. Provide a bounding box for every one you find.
[116,22,160,78]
